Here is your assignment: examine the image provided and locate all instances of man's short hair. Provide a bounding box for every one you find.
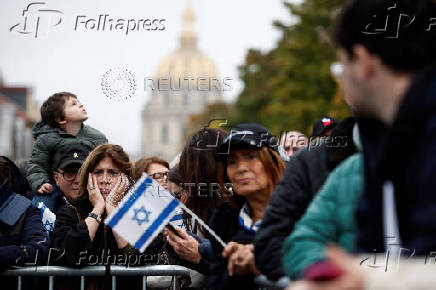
[40,92,77,128]
[334,0,436,73]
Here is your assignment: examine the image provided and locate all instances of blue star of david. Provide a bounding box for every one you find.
[44,220,54,232]
[132,206,151,226]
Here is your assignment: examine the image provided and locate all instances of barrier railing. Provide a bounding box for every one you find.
[1,265,191,290]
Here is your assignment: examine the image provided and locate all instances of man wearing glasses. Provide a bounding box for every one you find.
[32,144,89,216]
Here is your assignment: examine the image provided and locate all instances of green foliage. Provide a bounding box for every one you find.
[187,101,232,135]
[227,0,350,137]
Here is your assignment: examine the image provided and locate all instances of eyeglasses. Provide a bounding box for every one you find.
[150,172,168,181]
[92,169,121,180]
[56,170,78,182]
[330,62,344,78]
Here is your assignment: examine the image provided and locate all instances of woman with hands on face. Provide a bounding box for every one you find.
[208,123,285,290]
[85,162,130,246]
[51,144,165,289]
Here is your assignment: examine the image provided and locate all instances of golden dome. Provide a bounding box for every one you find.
[155,0,219,80]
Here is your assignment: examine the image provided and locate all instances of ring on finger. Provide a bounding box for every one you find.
[89,185,95,190]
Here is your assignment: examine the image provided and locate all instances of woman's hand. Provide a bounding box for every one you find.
[165,226,201,264]
[86,173,105,242]
[223,242,260,277]
[88,173,105,215]
[106,173,129,214]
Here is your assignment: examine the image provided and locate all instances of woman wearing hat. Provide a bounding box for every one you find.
[208,123,285,290]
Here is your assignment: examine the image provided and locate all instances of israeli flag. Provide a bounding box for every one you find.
[105,174,181,252]
[168,208,185,229]
[37,202,56,234]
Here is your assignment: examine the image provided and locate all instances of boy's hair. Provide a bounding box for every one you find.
[40,92,77,127]
[334,0,436,73]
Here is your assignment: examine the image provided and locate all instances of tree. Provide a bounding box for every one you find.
[228,0,350,137]
[187,101,232,137]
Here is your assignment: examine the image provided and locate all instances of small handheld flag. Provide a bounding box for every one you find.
[105,174,180,252]
[37,202,56,234]
[105,173,226,252]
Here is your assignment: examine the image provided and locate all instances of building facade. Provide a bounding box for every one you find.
[0,86,39,161]
[141,1,223,161]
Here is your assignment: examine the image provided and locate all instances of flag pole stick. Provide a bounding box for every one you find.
[178,203,227,248]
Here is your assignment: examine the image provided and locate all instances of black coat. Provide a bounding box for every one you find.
[51,197,165,268]
[51,197,167,290]
[0,203,49,270]
[356,65,436,254]
[208,202,258,290]
[254,118,357,280]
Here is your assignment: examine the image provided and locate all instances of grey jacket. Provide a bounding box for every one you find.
[27,121,107,192]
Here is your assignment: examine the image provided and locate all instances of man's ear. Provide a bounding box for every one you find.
[53,171,60,185]
[352,44,378,81]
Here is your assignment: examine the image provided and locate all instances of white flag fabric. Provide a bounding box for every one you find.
[168,208,185,230]
[37,202,56,234]
[105,174,181,252]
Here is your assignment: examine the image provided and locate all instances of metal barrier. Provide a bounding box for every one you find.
[1,265,191,290]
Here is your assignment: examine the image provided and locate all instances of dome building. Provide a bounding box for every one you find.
[141,1,222,160]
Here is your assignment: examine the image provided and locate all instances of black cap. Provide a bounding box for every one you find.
[312,116,337,137]
[53,144,90,170]
[217,123,278,156]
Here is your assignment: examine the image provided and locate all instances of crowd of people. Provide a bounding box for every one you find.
[1,0,436,289]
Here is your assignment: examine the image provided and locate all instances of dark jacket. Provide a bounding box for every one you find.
[0,156,33,199]
[27,121,107,192]
[32,184,68,215]
[51,197,167,290]
[208,202,258,290]
[0,187,49,271]
[51,197,165,268]
[356,65,436,254]
[283,154,363,279]
[254,118,357,280]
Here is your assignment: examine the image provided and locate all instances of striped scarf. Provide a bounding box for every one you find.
[238,203,262,235]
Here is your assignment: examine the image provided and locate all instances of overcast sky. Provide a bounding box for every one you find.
[0,0,299,157]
